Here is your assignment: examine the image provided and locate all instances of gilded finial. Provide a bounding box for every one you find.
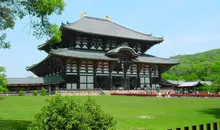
[81,12,86,17]
[106,16,110,21]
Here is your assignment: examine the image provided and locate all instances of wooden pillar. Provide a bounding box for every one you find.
[122,61,132,90]
[213,122,217,130]
[158,65,161,78]
[184,126,189,130]
[108,62,115,90]
[77,60,81,90]
[62,58,66,75]
[93,61,98,89]
[192,125,196,130]
[199,124,204,130]
[206,123,211,130]
[122,61,127,89]
[123,71,127,90]
[149,64,152,88]
[137,63,143,89]
[109,72,112,90]
[17,85,19,94]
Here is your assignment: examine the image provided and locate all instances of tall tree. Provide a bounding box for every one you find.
[0,0,65,92]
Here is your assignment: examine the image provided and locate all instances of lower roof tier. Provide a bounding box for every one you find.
[27,48,179,71]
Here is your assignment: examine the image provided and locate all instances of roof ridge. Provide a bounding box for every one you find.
[84,16,154,37]
[83,16,109,22]
[108,20,153,37]
[66,16,162,39]
[140,54,180,61]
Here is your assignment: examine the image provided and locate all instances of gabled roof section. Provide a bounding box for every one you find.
[62,16,163,42]
[28,49,179,71]
[178,81,203,88]
[106,45,139,59]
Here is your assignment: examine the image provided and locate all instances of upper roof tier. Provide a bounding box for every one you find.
[62,16,163,42]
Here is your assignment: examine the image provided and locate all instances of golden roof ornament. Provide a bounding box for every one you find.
[106,16,110,21]
[81,12,86,17]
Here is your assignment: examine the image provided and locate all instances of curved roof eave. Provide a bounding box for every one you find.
[62,26,163,42]
[26,54,53,71]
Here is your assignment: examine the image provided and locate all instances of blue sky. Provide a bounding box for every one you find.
[0,0,220,77]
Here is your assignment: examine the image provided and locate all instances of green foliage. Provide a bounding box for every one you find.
[40,87,47,96]
[0,0,65,91]
[0,66,7,92]
[28,96,116,130]
[0,34,11,49]
[0,0,65,47]
[19,90,25,96]
[1,96,220,130]
[47,24,62,44]
[210,77,220,93]
[32,90,38,96]
[163,48,220,83]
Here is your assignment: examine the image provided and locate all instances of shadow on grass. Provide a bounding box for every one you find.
[199,108,220,119]
[0,120,31,130]
[0,97,4,100]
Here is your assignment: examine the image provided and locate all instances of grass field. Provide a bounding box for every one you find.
[0,96,220,130]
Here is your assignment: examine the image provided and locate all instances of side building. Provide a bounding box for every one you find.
[6,15,179,94]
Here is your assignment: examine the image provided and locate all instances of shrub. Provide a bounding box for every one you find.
[40,87,47,96]
[32,90,38,96]
[28,96,116,130]
[19,90,25,96]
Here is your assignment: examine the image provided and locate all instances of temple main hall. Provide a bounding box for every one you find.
[6,15,179,93]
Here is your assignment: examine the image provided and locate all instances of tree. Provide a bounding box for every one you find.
[28,95,116,130]
[0,0,65,91]
[0,67,7,92]
[0,0,65,46]
[19,90,25,96]
[40,87,47,96]
[163,49,220,85]
[211,77,220,93]
[32,90,38,96]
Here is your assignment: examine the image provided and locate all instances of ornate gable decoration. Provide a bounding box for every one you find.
[106,45,139,60]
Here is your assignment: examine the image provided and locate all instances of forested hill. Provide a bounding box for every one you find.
[162,48,220,81]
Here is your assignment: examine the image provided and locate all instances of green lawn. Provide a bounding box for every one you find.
[0,96,220,130]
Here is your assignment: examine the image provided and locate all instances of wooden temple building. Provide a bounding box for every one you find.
[6,15,179,93]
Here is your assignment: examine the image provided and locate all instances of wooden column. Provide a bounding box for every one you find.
[123,61,132,90]
[76,60,81,90]
[62,58,66,75]
[108,61,115,90]
[93,61,98,89]
[158,65,161,78]
[137,63,143,89]
[149,64,152,88]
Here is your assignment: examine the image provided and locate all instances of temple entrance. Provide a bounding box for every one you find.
[95,75,137,90]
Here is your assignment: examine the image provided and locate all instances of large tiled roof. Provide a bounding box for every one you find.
[51,49,117,61]
[27,49,179,70]
[62,16,163,42]
[51,49,179,64]
[6,76,65,85]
